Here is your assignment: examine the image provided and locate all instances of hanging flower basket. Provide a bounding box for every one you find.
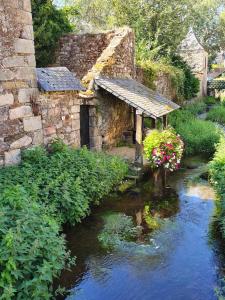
[144,128,184,172]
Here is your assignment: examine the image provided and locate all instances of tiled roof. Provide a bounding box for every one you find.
[95,77,180,118]
[36,67,85,92]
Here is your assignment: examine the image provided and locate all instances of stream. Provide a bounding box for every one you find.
[57,157,224,300]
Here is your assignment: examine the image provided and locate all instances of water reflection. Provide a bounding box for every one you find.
[57,160,222,300]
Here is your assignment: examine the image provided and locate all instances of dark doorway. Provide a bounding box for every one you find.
[80,105,90,148]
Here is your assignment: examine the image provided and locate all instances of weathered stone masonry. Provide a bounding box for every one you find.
[0,0,43,166]
[37,92,81,146]
[56,27,135,147]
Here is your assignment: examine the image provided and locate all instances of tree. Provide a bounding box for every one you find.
[64,0,225,60]
[32,0,72,67]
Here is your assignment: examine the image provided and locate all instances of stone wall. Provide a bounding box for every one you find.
[136,67,177,101]
[0,0,43,166]
[37,92,81,146]
[96,90,133,147]
[55,32,114,79]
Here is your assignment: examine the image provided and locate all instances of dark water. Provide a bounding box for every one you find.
[58,159,222,300]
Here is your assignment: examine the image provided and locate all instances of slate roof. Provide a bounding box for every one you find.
[95,77,180,118]
[36,67,85,92]
[179,28,205,52]
[208,69,225,81]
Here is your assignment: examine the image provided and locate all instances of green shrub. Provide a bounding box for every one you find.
[174,119,220,156]
[169,109,220,156]
[185,101,207,116]
[0,142,128,298]
[0,143,128,225]
[209,138,225,201]
[206,105,225,125]
[202,96,217,106]
[0,186,71,299]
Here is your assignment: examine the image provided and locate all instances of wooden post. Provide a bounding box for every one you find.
[135,111,143,167]
[152,117,157,129]
[163,115,168,129]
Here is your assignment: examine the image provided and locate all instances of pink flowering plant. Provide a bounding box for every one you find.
[143,128,184,171]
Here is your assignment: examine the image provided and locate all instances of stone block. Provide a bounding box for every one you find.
[23,0,31,12]
[33,129,43,145]
[71,105,80,113]
[9,105,32,120]
[2,0,18,8]
[27,55,36,67]
[21,25,34,40]
[23,116,42,132]
[0,70,15,81]
[44,126,56,136]
[72,119,80,130]
[0,106,9,121]
[15,38,35,54]
[10,135,32,149]
[0,93,14,106]
[89,126,100,137]
[0,120,22,137]
[15,9,32,25]
[3,56,25,68]
[5,149,21,166]
[15,67,36,80]
[18,88,38,103]
[0,141,9,153]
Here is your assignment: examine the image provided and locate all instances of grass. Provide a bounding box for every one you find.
[169,105,220,157]
[206,105,225,125]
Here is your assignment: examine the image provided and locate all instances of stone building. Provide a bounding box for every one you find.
[179,29,208,97]
[0,0,42,166]
[56,27,179,164]
[0,1,179,166]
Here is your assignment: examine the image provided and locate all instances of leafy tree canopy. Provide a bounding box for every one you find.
[32,0,72,67]
[62,0,225,59]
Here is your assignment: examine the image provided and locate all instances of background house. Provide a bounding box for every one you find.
[179,29,208,98]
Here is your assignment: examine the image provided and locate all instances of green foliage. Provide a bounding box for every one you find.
[98,213,138,249]
[0,142,128,225]
[169,109,220,156]
[209,138,225,232]
[0,186,71,299]
[206,105,225,125]
[184,101,207,116]
[32,0,72,67]
[171,55,200,100]
[202,96,217,106]
[0,142,128,298]
[137,56,199,102]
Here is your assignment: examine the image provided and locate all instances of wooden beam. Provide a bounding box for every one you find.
[134,111,143,167]
[163,115,168,129]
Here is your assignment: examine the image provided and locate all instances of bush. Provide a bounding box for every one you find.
[169,109,220,156]
[209,138,225,202]
[0,143,128,225]
[143,128,184,171]
[137,56,199,102]
[185,101,207,116]
[206,105,225,125]
[0,186,71,299]
[0,142,128,298]
[174,119,220,156]
[202,96,217,106]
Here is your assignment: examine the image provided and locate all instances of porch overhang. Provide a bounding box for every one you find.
[95,77,180,118]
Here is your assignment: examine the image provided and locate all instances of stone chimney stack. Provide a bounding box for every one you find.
[0,0,43,166]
